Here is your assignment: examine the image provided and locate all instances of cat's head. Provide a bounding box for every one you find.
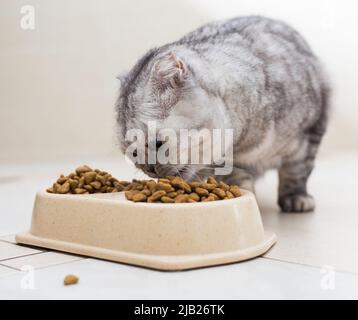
[116,49,227,180]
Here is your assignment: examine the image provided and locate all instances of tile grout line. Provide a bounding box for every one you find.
[0,251,47,263]
[2,240,357,276]
[0,263,21,272]
[0,238,51,256]
[261,255,358,277]
[1,257,87,272]
[0,239,16,245]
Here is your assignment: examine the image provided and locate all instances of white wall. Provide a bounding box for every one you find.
[0,0,357,162]
[0,0,207,162]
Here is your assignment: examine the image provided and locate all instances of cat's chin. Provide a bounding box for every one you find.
[143,171,159,179]
[139,164,186,179]
[173,167,203,182]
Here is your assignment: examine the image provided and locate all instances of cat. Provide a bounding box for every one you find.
[116,16,330,212]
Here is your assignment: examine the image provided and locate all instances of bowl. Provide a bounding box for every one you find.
[16,189,276,270]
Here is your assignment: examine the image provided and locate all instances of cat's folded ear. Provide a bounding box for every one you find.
[116,72,128,87]
[151,52,188,90]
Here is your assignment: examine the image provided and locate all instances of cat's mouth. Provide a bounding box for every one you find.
[140,164,187,179]
[139,163,217,182]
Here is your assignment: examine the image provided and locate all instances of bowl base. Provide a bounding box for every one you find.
[16,231,277,271]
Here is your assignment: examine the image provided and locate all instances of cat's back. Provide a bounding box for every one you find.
[178,15,314,58]
[178,16,263,43]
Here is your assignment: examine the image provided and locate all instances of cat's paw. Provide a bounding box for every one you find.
[278,194,315,213]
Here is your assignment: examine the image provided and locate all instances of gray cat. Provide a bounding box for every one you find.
[116,16,330,212]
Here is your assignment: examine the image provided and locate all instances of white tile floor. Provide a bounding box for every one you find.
[0,241,42,261]
[1,251,84,271]
[0,265,17,279]
[0,234,16,244]
[1,153,358,299]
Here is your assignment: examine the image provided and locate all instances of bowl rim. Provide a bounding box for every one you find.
[38,189,253,209]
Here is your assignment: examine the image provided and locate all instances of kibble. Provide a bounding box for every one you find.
[156,182,174,192]
[125,190,139,200]
[207,176,218,185]
[47,165,126,195]
[202,196,216,202]
[175,194,189,203]
[58,182,70,194]
[219,181,230,191]
[171,177,192,193]
[195,187,209,197]
[149,190,166,201]
[189,193,200,202]
[141,189,152,196]
[161,196,175,203]
[201,183,216,191]
[166,191,178,198]
[74,188,87,194]
[84,172,96,184]
[190,181,201,189]
[90,181,102,190]
[132,193,147,202]
[212,187,226,199]
[226,190,234,199]
[64,274,79,286]
[46,168,242,203]
[230,186,241,197]
[76,165,91,175]
[209,193,220,200]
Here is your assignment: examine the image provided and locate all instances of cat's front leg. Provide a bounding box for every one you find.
[220,167,255,192]
[278,142,317,213]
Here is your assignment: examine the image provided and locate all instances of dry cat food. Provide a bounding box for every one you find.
[46,165,130,194]
[63,274,79,286]
[123,176,241,203]
[46,165,241,203]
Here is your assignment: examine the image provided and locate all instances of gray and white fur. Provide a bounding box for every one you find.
[116,16,330,212]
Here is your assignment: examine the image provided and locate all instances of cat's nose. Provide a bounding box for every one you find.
[145,164,156,174]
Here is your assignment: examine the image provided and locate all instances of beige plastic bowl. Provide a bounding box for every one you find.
[16,189,276,270]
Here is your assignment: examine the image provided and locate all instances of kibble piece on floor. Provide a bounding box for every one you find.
[64,274,79,286]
